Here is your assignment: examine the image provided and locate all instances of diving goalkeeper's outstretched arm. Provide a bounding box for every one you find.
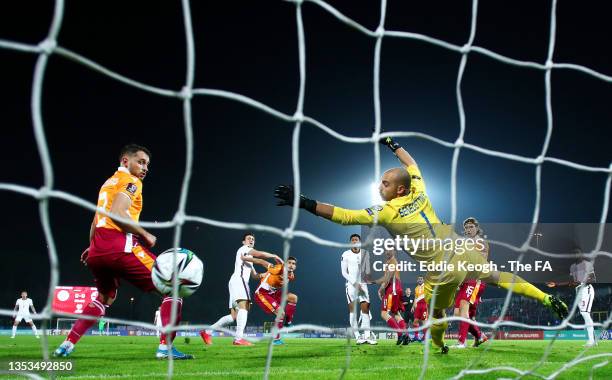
[273,186,384,225]
[273,134,414,225]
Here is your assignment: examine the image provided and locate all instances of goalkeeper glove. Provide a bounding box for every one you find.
[274,185,317,215]
[380,135,401,152]
[375,128,402,152]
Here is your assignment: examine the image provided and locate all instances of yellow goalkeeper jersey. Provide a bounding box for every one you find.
[331,165,454,263]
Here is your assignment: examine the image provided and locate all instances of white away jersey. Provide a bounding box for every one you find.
[570,260,595,284]
[16,298,33,314]
[233,245,254,282]
[341,249,370,284]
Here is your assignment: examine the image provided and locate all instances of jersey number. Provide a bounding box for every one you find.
[95,191,109,227]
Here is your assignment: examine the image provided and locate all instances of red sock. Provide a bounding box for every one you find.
[275,320,283,340]
[386,317,401,335]
[468,323,482,339]
[458,321,469,344]
[397,319,406,336]
[284,302,296,324]
[67,299,105,344]
[159,297,183,345]
[413,322,420,339]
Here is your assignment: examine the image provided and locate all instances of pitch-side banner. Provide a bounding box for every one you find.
[52,286,98,314]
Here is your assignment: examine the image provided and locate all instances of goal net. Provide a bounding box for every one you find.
[0,0,610,379]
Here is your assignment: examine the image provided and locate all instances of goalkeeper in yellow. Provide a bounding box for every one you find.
[274,136,568,354]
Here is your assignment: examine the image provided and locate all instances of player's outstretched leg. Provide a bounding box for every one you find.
[54,298,107,357]
[491,272,568,318]
[156,297,194,360]
[200,313,236,345]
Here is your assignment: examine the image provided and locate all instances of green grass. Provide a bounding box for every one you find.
[1,336,610,379]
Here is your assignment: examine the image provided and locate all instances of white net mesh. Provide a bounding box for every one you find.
[0,0,611,378]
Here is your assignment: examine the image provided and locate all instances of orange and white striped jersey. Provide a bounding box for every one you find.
[257,264,294,292]
[94,167,143,232]
[415,283,426,303]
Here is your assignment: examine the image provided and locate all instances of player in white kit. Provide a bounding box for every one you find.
[341,234,376,345]
[11,291,39,338]
[547,248,597,347]
[200,232,282,346]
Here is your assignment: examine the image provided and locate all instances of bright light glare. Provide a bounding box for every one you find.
[370,182,382,205]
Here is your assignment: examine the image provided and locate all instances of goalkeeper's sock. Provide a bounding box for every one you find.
[284,302,296,324]
[430,319,448,349]
[457,321,469,344]
[67,299,105,344]
[11,325,16,337]
[160,296,183,345]
[497,272,546,302]
[468,323,482,340]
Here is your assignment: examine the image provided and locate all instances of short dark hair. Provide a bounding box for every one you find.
[243,232,255,241]
[288,256,297,263]
[397,169,411,191]
[119,144,151,163]
[349,233,361,241]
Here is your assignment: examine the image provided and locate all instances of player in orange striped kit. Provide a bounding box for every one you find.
[372,250,408,345]
[254,257,298,345]
[54,144,193,360]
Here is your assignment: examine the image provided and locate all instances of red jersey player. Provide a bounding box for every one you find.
[373,250,408,345]
[54,144,193,359]
[253,257,298,345]
[453,217,489,348]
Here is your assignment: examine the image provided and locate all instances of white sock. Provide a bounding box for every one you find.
[581,311,595,344]
[31,324,38,336]
[210,314,235,334]
[360,312,371,339]
[12,326,16,337]
[349,312,359,339]
[235,309,248,340]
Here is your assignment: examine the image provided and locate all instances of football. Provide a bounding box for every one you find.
[151,248,203,297]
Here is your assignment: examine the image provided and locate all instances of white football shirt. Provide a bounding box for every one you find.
[16,298,33,314]
[232,245,254,282]
[341,249,370,284]
[570,260,595,284]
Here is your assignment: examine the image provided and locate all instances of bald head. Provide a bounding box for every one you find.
[378,167,412,201]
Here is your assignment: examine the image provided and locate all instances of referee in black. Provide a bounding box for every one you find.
[402,287,414,325]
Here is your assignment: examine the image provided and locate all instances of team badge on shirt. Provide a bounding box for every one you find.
[365,205,383,216]
[126,183,138,194]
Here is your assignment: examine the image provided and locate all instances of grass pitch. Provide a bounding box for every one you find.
[2,336,610,379]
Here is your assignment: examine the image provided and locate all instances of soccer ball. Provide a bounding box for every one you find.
[152,248,203,297]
